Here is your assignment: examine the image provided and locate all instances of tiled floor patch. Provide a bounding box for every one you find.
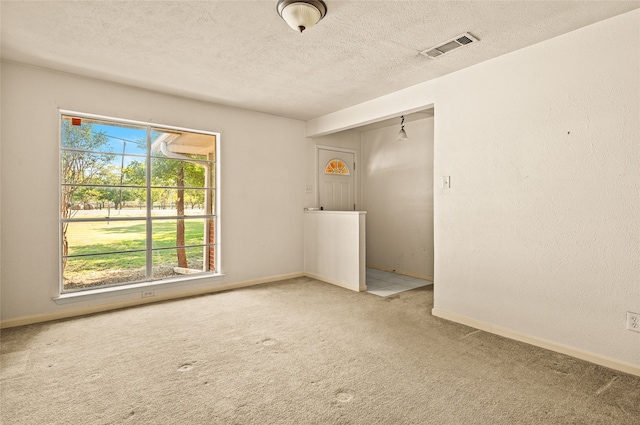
[366,268,432,297]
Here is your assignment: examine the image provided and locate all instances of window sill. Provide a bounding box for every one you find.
[53,273,225,305]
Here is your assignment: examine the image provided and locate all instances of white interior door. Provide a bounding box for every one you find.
[318,148,355,211]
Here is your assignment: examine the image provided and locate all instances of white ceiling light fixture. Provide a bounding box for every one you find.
[277,0,327,33]
[397,115,408,141]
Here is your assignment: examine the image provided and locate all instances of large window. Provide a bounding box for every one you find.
[60,112,219,293]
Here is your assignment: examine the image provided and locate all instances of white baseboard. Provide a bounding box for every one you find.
[366,264,433,281]
[303,272,363,292]
[0,272,304,329]
[432,308,640,378]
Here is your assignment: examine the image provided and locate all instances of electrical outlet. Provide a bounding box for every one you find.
[142,290,155,298]
[627,312,640,333]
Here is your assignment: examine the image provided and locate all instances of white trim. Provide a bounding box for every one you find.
[432,308,640,378]
[1,272,304,329]
[58,113,64,295]
[215,130,222,274]
[304,272,366,292]
[59,109,220,137]
[57,109,222,294]
[366,264,433,281]
[305,77,436,137]
[304,210,366,215]
[53,273,225,304]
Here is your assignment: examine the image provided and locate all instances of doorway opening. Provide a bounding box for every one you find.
[357,110,435,294]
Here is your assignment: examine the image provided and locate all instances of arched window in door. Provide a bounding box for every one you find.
[324,159,350,175]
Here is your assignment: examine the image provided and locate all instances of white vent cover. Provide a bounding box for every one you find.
[420,33,479,59]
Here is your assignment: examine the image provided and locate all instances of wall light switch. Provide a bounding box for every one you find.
[627,312,640,333]
[305,184,313,193]
[442,176,451,189]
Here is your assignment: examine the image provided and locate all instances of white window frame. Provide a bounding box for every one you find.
[56,110,222,300]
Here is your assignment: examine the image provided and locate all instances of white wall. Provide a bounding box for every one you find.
[432,11,639,368]
[0,62,312,323]
[305,10,640,371]
[361,118,434,278]
[304,211,366,292]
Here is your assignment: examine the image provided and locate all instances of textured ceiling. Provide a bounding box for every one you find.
[1,1,638,121]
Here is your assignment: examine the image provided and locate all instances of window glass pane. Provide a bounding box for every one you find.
[61,116,147,155]
[62,187,147,218]
[324,159,350,175]
[121,158,147,185]
[152,246,207,278]
[150,189,177,213]
[182,189,212,213]
[63,252,147,291]
[151,218,210,249]
[150,189,213,216]
[149,128,216,161]
[64,221,146,256]
[61,151,117,185]
[150,157,211,188]
[61,153,146,186]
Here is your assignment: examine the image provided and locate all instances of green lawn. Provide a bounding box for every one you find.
[65,220,206,273]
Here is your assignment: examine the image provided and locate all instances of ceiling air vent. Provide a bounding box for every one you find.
[420,32,479,59]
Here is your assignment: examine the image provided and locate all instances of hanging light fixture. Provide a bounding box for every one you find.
[397,115,409,141]
[277,0,327,33]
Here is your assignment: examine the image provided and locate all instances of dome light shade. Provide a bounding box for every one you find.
[277,0,327,33]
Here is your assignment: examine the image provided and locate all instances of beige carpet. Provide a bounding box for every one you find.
[1,277,638,424]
